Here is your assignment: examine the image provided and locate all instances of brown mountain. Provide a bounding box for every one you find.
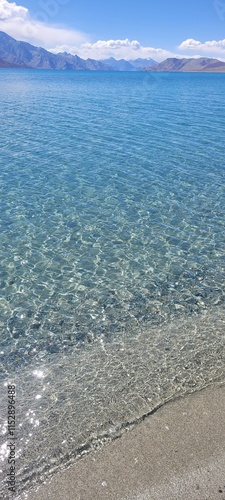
[0,31,112,71]
[144,57,225,72]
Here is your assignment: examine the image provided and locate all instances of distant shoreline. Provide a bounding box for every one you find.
[1,67,225,72]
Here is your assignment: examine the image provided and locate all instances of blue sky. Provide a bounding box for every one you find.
[1,0,225,61]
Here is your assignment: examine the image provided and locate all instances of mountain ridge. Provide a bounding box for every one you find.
[99,57,157,71]
[144,57,225,72]
[1,32,225,72]
[0,31,112,71]
[0,31,158,71]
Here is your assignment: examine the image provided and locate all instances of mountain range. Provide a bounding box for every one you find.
[0,31,112,70]
[0,31,156,71]
[144,57,225,72]
[99,57,157,71]
[0,31,225,72]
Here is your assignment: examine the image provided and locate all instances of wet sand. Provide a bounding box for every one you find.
[21,382,225,500]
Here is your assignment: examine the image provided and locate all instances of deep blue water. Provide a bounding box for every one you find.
[0,70,225,496]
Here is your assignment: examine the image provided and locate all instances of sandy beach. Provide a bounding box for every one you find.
[19,382,225,500]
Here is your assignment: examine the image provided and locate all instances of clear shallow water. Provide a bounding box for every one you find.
[0,70,225,496]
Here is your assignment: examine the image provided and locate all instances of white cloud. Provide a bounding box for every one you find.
[0,0,27,18]
[2,1,212,63]
[0,0,89,49]
[179,38,225,56]
[0,2,178,62]
[50,38,178,62]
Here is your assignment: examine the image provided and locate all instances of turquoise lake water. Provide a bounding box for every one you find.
[0,70,225,496]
